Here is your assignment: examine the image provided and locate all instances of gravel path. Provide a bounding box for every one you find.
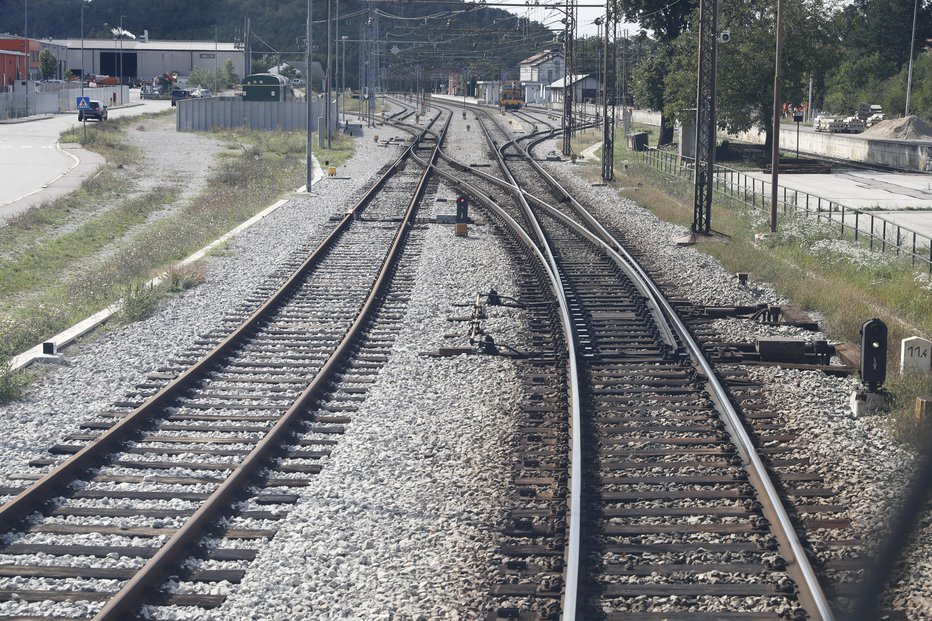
[123,113,228,202]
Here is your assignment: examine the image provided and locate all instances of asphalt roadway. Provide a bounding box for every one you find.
[0,89,171,223]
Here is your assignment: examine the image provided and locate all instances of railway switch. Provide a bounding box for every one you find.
[860,318,888,391]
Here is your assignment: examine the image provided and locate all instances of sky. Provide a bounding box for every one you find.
[485,1,640,37]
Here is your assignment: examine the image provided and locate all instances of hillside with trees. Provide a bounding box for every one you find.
[1,0,557,87]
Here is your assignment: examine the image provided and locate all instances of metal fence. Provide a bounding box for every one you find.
[176,97,338,132]
[0,86,128,119]
[639,147,932,274]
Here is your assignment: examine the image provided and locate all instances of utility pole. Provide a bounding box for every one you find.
[119,14,125,104]
[326,0,332,148]
[769,0,783,233]
[905,0,919,116]
[81,1,85,99]
[691,0,719,236]
[561,0,575,157]
[342,36,348,122]
[244,18,251,76]
[23,0,28,117]
[601,0,615,182]
[622,30,630,136]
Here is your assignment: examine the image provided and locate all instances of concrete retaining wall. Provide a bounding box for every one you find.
[629,108,931,172]
[176,97,338,132]
[728,126,932,172]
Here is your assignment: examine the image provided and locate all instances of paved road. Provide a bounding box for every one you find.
[0,90,171,222]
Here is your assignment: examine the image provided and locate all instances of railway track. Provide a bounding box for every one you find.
[0,103,448,619]
[416,99,839,620]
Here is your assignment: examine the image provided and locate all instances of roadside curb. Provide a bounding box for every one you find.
[9,158,326,372]
[0,114,55,125]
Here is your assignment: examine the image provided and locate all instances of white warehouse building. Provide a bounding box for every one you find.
[48,36,246,83]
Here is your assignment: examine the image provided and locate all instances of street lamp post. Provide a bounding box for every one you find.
[341,36,348,123]
[214,25,219,95]
[23,0,28,117]
[119,14,125,104]
[305,0,313,194]
[80,1,85,98]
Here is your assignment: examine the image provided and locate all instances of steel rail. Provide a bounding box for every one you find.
[0,110,450,617]
[430,108,679,352]
[0,118,432,529]
[422,100,584,619]
[90,110,453,621]
[505,119,838,621]
[395,100,836,620]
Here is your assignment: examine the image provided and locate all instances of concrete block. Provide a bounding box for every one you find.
[900,336,931,374]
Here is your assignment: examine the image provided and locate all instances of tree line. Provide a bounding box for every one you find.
[617,0,932,147]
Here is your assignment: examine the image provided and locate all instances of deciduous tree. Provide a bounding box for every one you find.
[39,48,58,80]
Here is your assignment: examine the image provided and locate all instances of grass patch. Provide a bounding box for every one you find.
[605,136,932,442]
[165,262,208,292]
[885,372,932,448]
[114,282,162,324]
[0,186,178,302]
[0,122,357,385]
[0,358,29,403]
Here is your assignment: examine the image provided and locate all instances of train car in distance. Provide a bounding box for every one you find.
[500,82,523,110]
[242,73,293,102]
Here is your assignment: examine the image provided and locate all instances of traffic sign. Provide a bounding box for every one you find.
[76,97,91,110]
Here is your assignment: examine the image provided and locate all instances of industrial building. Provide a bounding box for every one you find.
[46,36,246,84]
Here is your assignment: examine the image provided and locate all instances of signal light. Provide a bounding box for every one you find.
[859,318,888,392]
[456,195,469,223]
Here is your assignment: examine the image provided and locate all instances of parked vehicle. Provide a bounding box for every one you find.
[242,74,293,102]
[140,85,160,99]
[86,74,119,86]
[77,100,107,122]
[170,89,192,106]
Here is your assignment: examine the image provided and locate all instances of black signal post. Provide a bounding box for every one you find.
[456,195,469,223]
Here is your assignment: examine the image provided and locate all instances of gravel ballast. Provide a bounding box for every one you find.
[1,107,929,619]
